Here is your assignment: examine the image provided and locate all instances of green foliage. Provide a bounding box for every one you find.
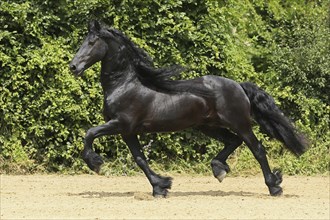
[0,0,329,175]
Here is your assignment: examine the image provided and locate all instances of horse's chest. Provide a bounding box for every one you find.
[103,98,123,116]
[102,92,141,119]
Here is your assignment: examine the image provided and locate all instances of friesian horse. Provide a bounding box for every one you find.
[70,20,308,197]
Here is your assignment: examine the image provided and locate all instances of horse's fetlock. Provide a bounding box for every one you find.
[265,170,283,188]
[85,128,96,139]
[81,149,91,161]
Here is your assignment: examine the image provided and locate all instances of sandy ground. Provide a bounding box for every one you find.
[0,174,329,220]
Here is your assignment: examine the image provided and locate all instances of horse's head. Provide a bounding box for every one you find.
[70,20,113,76]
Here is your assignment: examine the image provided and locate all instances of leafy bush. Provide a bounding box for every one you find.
[0,0,329,175]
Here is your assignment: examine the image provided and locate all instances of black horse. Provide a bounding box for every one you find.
[70,21,308,197]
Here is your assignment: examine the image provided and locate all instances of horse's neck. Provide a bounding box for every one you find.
[100,61,137,94]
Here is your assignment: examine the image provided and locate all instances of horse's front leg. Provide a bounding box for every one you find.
[82,119,122,173]
[122,135,172,197]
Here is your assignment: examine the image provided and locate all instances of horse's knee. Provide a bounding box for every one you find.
[85,128,96,140]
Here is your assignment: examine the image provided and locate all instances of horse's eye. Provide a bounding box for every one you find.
[88,39,96,45]
[88,35,98,45]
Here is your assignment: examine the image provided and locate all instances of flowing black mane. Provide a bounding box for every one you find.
[100,25,212,96]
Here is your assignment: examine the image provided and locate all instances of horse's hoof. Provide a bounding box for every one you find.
[152,176,172,198]
[266,169,283,196]
[216,169,227,183]
[92,157,104,174]
[83,151,104,173]
[152,187,169,198]
[269,186,283,196]
[211,160,229,182]
[153,192,167,199]
[93,164,102,174]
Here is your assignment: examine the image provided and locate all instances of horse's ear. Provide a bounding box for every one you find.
[88,20,101,33]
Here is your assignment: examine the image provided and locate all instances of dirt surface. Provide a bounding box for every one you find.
[1,174,329,219]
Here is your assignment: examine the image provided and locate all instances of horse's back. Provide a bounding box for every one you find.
[200,75,242,91]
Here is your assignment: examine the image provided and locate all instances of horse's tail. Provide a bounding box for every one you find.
[240,82,309,156]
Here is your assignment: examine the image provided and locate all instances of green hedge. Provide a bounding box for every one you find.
[0,0,329,175]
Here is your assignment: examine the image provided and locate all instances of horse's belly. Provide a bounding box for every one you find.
[140,117,194,133]
[136,96,214,133]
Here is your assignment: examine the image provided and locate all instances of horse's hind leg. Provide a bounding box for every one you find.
[122,135,172,197]
[239,128,283,196]
[199,127,242,182]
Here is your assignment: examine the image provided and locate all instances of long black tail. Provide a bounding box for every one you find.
[240,82,309,156]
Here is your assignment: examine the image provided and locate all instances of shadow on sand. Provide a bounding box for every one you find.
[68,190,298,199]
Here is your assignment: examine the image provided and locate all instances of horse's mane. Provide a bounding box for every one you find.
[100,25,212,97]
